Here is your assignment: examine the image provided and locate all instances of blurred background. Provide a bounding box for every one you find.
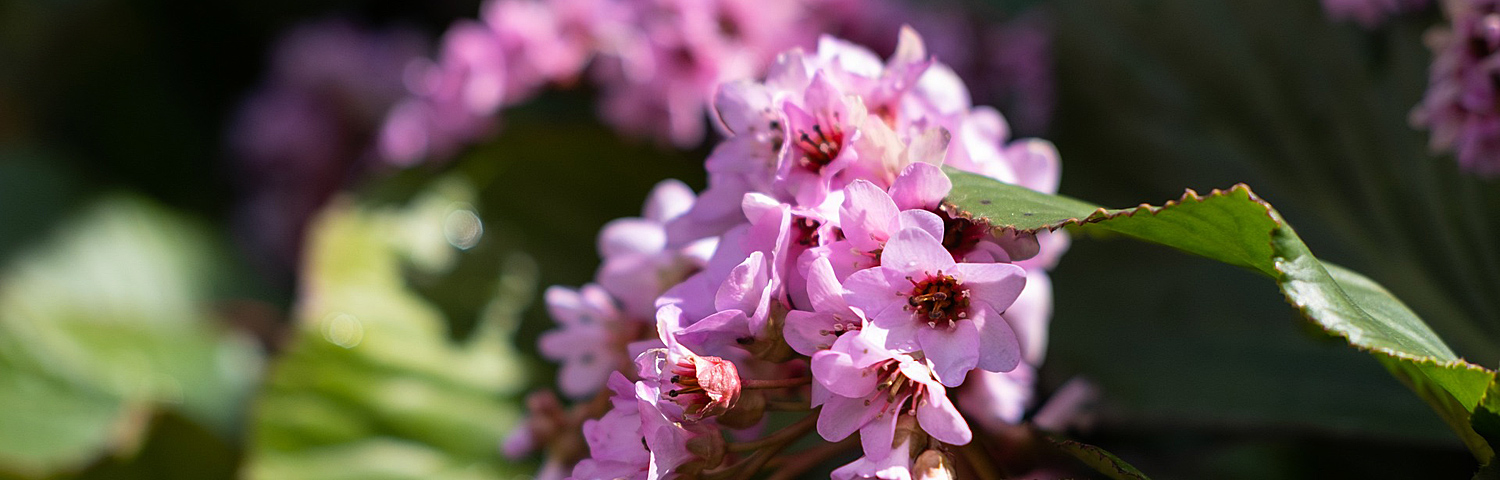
[0,0,1495,478]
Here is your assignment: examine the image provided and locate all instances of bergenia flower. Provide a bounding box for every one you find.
[538,284,639,399]
[596,179,708,319]
[844,228,1026,386]
[634,341,728,477]
[831,437,916,480]
[812,330,971,458]
[569,373,649,480]
[783,255,867,356]
[1413,0,1500,176]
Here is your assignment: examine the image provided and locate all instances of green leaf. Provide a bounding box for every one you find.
[1046,436,1152,480]
[945,170,1498,462]
[243,177,534,480]
[0,196,263,477]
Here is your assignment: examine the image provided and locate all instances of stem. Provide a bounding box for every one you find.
[726,411,820,453]
[741,376,812,390]
[764,437,859,480]
[765,399,811,411]
[959,441,1005,480]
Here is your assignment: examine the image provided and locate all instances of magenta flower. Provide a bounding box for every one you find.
[812,331,971,458]
[776,72,868,205]
[783,255,867,356]
[831,436,915,480]
[1413,0,1500,176]
[539,284,639,399]
[634,341,728,476]
[843,228,1025,386]
[596,179,707,319]
[569,373,649,480]
[957,365,1035,432]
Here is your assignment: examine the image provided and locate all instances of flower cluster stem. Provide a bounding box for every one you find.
[741,376,812,390]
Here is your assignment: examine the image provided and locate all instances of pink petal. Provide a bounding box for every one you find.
[714,252,769,313]
[916,390,972,446]
[889,162,952,211]
[806,255,850,313]
[842,267,902,321]
[896,209,944,243]
[880,228,956,278]
[954,262,1026,312]
[858,401,904,459]
[811,349,878,398]
[643,179,695,222]
[918,320,980,387]
[974,305,1022,373]
[597,218,664,259]
[817,393,886,443]
[841,180,900,252]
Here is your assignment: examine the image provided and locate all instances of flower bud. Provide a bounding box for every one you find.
[913,449,955,480]
[718,388,766,429]
[670,354,742,420]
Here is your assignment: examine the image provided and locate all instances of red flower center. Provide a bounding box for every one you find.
[904,272,970,329]
[794,121,845,171]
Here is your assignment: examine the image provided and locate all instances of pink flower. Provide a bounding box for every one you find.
[843,228,1026,386]
[831,437,915,480]
[783,256,867,355]
[635,341,728,476]
[1413,0,1500,176]
[569,373,649,480]
[596,179,708,319]
[539,284,639,399]
[957,365,1035,432]
[776,72,869,205]
[812,331,971,458]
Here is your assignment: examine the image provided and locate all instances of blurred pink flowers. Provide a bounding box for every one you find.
[1414,0,1500,176]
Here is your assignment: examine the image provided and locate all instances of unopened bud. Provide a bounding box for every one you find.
[681,425,727,475]
[718,389,767,429]
[913,449,955,480]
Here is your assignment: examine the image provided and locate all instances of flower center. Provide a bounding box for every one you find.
[794,121,845,171]
[793,216,823,247]
[935,207,988,257]
[904,272,970,329]
[873,359,927,413]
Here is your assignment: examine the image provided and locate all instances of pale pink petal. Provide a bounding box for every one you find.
[916,391,972,446]
[880,228,956,278]
[973,305,1022,373]
[918,320,980,387]
[889,162,951,210]
[841,180,900,252]
[817,393,887,442]
[895,209,944,242]
[953,262,1026,312]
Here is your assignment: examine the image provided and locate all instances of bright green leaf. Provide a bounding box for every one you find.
[0,196,263,477]
[244,177,534,480]
[945,170,1498,463]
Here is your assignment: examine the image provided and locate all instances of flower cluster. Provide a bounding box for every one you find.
[1322,0,1431,28]
[375,0,1055,166]
[1413,0,1500,176]
[379,0,822,164]
[509,29,1066,479]
[229,19,426,277]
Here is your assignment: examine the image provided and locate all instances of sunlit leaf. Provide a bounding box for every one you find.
[946,170,1498,464]
[0,196,262,476]
[243,177,534,480]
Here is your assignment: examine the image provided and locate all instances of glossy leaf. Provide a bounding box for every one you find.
[946,170,1498,464]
